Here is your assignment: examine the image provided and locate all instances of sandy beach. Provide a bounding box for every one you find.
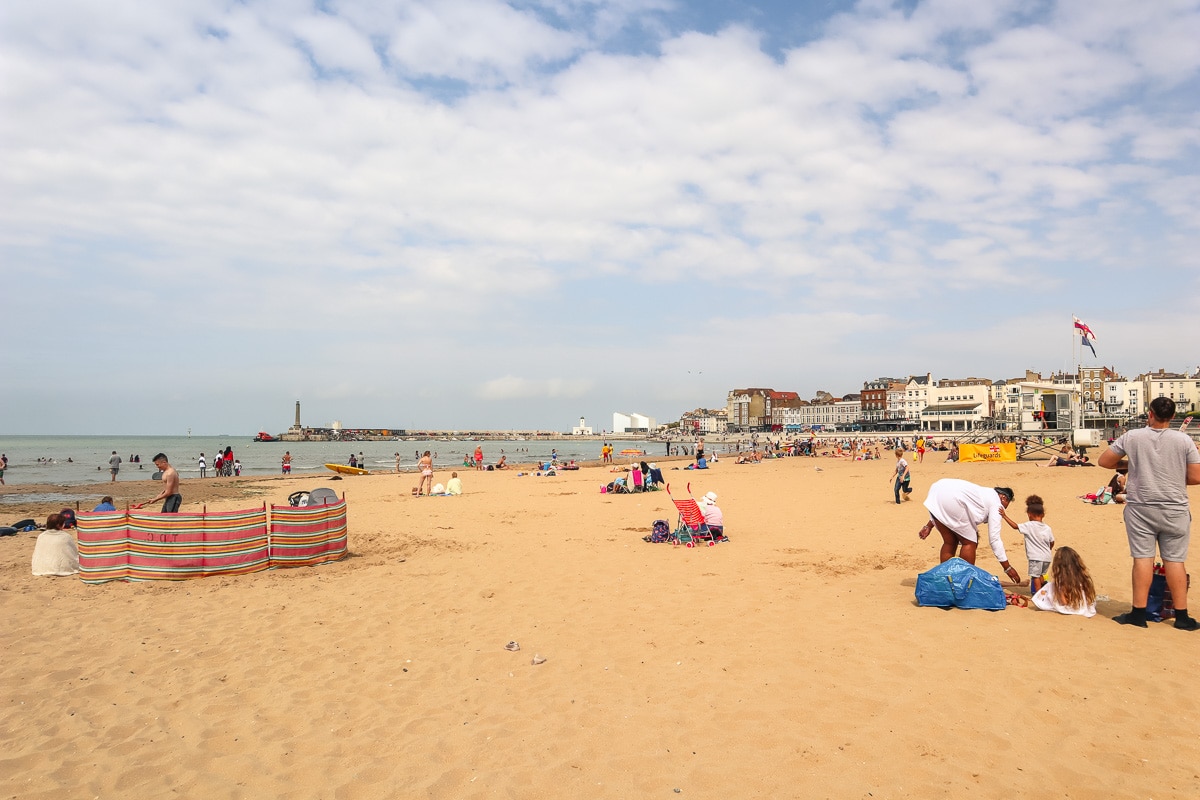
[2,453,1198,798]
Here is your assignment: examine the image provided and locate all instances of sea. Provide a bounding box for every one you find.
[0,434,653,490]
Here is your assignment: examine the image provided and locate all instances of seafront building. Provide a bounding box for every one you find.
[612,412,656,434]
[712,366,1200,434]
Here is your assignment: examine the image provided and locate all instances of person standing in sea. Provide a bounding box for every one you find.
[0,453,7,484]
[108,451,121,482]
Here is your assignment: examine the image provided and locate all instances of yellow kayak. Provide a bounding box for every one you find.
[325,463,369,475]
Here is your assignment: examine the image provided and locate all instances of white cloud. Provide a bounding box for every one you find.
[386,0,582,84]
[292,12,382,76]
[2,0,1199,432]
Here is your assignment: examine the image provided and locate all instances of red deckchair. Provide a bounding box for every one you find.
[666,482,716,547]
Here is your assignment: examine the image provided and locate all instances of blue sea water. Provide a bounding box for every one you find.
[0,435,643,488]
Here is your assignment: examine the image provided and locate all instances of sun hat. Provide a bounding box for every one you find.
[703,491,718,504]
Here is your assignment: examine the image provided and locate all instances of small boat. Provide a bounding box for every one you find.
[325,463,369,476]
[253,431,280,442]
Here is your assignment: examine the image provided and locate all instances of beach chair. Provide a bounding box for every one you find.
[666,483,716,547]
[307,487,340,506]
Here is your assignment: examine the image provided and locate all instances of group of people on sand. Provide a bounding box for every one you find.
[1038,444,1096,468]
[916,397,1200,629]
[31,451,185,577]
[413,451,464,497]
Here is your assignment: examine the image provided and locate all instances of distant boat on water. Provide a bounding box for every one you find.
[253,431,280,442]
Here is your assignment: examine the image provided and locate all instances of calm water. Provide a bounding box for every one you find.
[0,435,647,488]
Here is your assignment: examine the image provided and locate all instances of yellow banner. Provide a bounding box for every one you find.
[958,443,1017,463]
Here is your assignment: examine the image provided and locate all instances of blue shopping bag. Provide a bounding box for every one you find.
[915,557,1006,611]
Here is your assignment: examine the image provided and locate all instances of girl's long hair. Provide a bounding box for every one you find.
[1051,546,1096,609]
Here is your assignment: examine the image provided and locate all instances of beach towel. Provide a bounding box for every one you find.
[31,530,80,576]
[268,499,348,568]
[915,557,1006,611]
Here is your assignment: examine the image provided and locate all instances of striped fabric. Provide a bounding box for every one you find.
[77,507,270,583]
[268,499,348,567]
[76,511,133,584]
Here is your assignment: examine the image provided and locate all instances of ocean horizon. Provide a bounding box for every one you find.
[0,434,667,490]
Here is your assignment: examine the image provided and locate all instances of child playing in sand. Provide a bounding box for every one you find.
[1001,494,1054,592]
[1031,546,1097,617]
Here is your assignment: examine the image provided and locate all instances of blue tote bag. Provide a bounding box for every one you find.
[915,557,1006,611]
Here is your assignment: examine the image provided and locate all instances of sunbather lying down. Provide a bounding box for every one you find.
[735,452,763,464]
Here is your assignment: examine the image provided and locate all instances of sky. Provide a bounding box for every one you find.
[2,0,1199,435]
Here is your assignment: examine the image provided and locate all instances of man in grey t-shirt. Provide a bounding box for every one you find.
[108,451,121,483]
[1100,397,1200,630]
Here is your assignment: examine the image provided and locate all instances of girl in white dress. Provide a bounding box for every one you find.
[1032,546,1097,617]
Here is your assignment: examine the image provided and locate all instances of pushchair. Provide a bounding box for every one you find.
[666,483,718,547]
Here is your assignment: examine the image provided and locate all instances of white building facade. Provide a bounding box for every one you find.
[1140,370,1200,414]
[612,412,656,433]
[904,374,933,421]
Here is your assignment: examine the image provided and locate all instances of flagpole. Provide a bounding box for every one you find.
[1075,316,1084,434]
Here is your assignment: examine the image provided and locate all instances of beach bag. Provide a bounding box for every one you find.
[915,557,1006,611]
[643,519,672,543]
[1146,573,1167,621]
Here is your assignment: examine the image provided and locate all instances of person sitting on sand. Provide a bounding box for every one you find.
[700,491,724,538]
[1031,546,1097,617]
[1039,445,1081,468]
[630,463,644,491]
[918,479,1022,584]
[446,472,463,495]
[31,513,80,577]
[495,455,508,470]
[93,496,116,512]
[646,463,665,486]
[1107,469,1128,504]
